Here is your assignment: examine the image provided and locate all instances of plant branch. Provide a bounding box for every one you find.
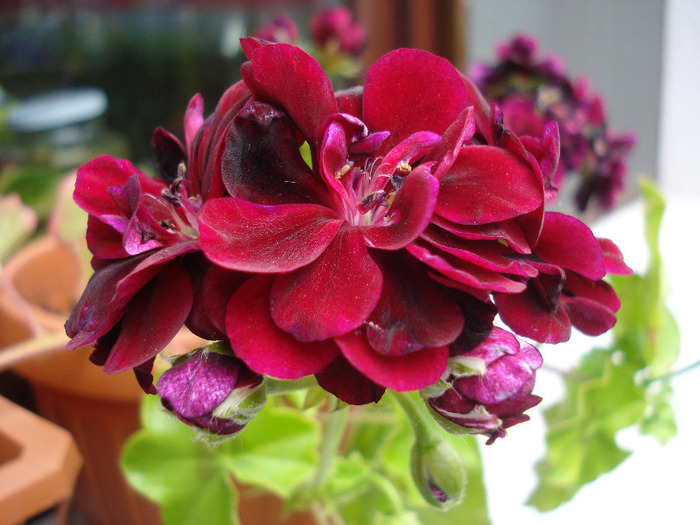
[647,359,700,384]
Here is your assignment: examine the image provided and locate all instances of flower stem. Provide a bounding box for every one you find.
[313,398,348,487]
[390,391,439,446]
[264,375,319,395]
[647,359,700,384]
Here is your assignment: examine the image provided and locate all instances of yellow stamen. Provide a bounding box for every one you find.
[397,161,412,175]
[335,164,352,179]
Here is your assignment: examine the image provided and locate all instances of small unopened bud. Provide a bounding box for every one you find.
[410,437,466,510]
[423,327,543,444]
[157,347,265,436]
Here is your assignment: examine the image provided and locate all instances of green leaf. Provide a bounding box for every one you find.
[528,351,645,511]
[0,193,37,261]
[640,380,678,444]
[218,404,320,498]
[121,395,240,525]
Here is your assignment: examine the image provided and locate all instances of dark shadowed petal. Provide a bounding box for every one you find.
[562,273,621,335]
[65,256,146,349]
[271,226,382,341]
[535,212,606,280]
[315,355,385,405]
[114,240,200,304]
[222,100,328,205]
[226,276,340,379]
[104,260,194,373]
[151,127,185,184]
[361,166,439,250]
[435,146,543,225]
[193,81,252,200]
[366,251,464,355]
[494,290,571,344]
[407,238,527,293]
[199,198,343,273]
[242,40,337,144]
[363,48,467,150]
[336,331,448,391]
[195,263,249,338]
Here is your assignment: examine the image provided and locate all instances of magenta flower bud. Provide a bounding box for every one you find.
[309,7,366,56]
[252,14,299,44]
[157,347,266,436]
[423,327,543,444]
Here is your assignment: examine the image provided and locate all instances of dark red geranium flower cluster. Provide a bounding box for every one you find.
[65,39,631,440]
[470,34,636,211]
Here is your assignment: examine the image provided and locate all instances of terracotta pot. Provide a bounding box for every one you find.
[0,236,165,525]
[0,395,82,525]
[0,236,315,525]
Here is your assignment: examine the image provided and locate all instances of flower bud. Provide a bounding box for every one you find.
[156,346,266,436]
[410,436,466,510]
[423,327,543,444]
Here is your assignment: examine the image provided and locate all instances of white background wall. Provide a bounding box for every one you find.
[467,0,665,200]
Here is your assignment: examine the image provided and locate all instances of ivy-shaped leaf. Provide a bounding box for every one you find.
[529,180,680,511]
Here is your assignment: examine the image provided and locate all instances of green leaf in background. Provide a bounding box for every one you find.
[528,179,680,511]
[121,395,240,525]
[218,403,321,499]
[0,193,37,261]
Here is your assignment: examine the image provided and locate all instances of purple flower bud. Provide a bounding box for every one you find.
[157,347,265,436]
[423,327,543,444]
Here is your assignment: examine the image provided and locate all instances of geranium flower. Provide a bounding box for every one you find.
[199,41,525,404]
[471,33,636,211]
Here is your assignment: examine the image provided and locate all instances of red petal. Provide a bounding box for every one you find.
[430,214,531,254]
[407,238,527,293]
[536,212,606,280]
[104,260,194,373]
[420,225,537,278]
[598,238,633,275]
[494,291,571,344]
[75,156,164,218]
[363,48,467,150]
[336,331,448,392]
[361,166,439,249]
[271,226,382,341]
[199,198,343,273]
[226,276,340,379]
[243,41,337,144]
[436,146,543,224]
